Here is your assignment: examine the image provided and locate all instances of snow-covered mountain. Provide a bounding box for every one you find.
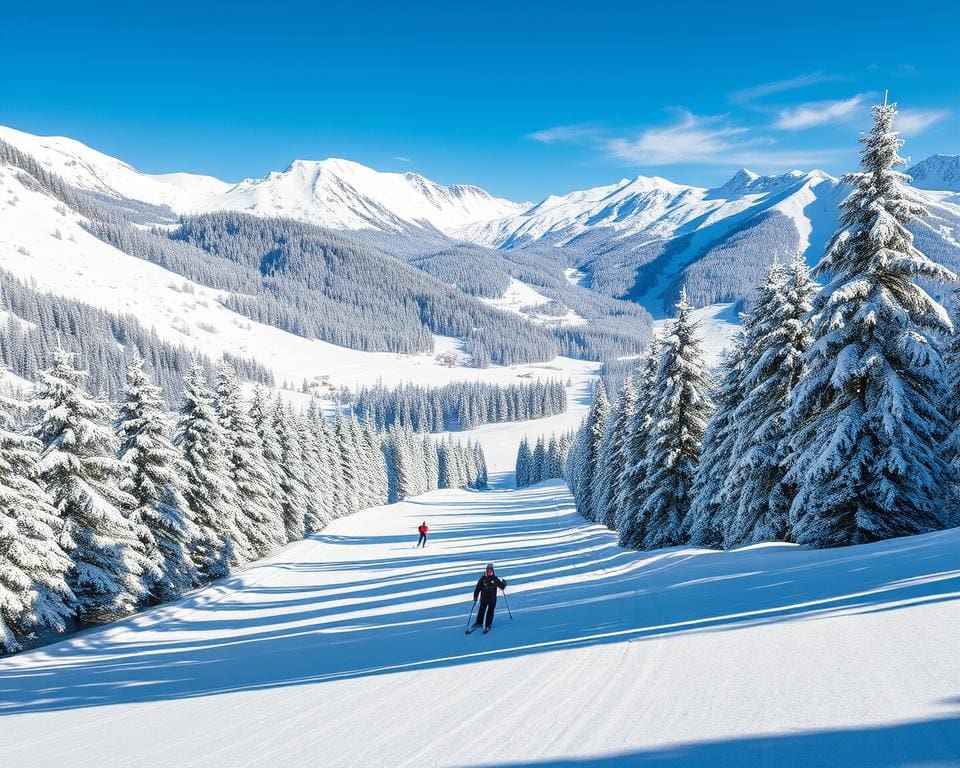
[0,126,524,234]
[457,168,840,249]
[456,165,960,317]
[218,158,524,233]
[907,154,960,192]
[0,125,228,211]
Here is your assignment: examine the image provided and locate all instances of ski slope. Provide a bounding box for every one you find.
[3,379,960,768]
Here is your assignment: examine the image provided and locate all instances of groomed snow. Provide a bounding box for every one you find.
[4,466,960,767]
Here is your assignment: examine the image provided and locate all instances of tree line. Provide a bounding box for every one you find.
[0,352,486,653]
[515,430,573,487]
[352,379,567,433]
[564,99,960,552]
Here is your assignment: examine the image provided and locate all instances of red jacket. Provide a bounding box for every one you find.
[418,524,428,535]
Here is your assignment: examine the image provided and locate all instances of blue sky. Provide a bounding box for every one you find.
[1,0,957,201]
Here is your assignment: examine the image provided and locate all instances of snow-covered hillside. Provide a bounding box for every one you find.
[0,126,226,212]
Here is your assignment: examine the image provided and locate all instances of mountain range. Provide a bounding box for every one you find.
[0,124,958,387]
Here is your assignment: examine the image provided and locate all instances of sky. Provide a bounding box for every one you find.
[1,0,957,202]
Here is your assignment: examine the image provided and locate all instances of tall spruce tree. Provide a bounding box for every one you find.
[0,391,74,652]
[118,354,198,602]
[630,290,712,550]
[273,399,307,542]
[216,366,285,559]
[783,98,957,546]
[175,361,235,579]
[685,338,744,548]
[616,346,659,548]
[600,375,638,530]
[34,348,148,624]
[723,255,815,547]
[515,437,531,487]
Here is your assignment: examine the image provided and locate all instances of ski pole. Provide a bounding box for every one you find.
[501,588,513,620]
[465,599,477,630]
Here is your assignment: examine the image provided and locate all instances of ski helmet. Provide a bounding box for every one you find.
[486,563,494,573]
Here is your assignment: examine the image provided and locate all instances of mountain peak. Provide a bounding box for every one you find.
[907,154,960,192]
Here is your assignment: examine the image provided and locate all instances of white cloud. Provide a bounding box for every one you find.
[393,155,412,163]
[896,108,950,136]
[774,94,868,129]
[729,71,845,106]
[603,111,839,168]
[526,123,602,144]
[526,111,842,169]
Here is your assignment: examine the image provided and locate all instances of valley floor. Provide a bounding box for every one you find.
[2,474,960,766]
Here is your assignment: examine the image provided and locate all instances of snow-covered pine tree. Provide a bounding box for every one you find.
[575,382,609,520]
[532,435,547,485]
[941,292,960,470]
[783,98,957,546]
[249,388,287,537]
[423,434,439,493]
[616,345,658,548]
[684,334,745,548]
[34,348,148,624]
[273,399,308,542]
[175,361,236,579]
[600,375,638,530]
[515,437,531,487]
[297,410,327,533]
[333,416,360,513]
[323,418,347,516]
[630,290,713,550]
[0,390,73,653]
[216,366,285,559]
[723,255,815,547]
[546,433,561,479]
[473,441,488,489]
[117,353,198,602]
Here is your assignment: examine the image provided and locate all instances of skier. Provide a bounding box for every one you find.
[416,521,428,548]
[468,563,507,634]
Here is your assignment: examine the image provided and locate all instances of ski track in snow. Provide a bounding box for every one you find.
[3,401,960,765]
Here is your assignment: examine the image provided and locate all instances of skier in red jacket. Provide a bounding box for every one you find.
[416,521,428,548]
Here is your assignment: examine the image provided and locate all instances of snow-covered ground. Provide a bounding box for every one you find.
[480,279,586,329]
[3,394,960,767]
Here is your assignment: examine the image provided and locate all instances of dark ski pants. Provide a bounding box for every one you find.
[476,596,497,628]
[417,534,427,548]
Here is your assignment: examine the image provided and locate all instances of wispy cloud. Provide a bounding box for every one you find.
[729,71,846,107]
[896,108,950,136]
[774,94,869,130]
[393,155,412,163]
[528,111,842,169]
[526,123,603,144]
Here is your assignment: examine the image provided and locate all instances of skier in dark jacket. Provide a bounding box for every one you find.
[416,522,428,548]
[470,563,506,633]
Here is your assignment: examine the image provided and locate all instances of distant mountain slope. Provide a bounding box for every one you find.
[1,123,957,359]
[908,154,960,192]
[218,158,525,234]
[0,126,525,234]
[458,166,960,317]
[0,125,221,211]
